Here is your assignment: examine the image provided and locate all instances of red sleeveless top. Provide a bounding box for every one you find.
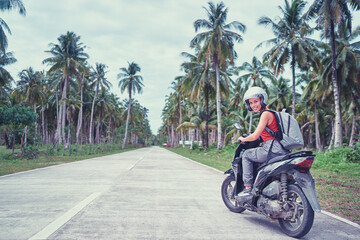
[261,112,279,142]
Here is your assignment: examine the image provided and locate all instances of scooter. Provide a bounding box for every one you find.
[221,129,321,238]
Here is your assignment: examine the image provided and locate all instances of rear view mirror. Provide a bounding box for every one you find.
[233,123,242,130]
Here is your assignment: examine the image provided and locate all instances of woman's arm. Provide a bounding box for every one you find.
[238,111,273,142]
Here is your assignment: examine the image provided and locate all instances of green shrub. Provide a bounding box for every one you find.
[327,146,360,163]
[209,142,217,149]
[192,142,199,150]
[313,145,360,176]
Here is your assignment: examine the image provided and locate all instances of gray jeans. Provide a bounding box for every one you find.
[242,140,288,187]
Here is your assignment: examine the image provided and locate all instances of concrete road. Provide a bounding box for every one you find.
[0,147,359,240]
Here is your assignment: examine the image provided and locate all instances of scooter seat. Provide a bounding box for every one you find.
[258,150,314,169]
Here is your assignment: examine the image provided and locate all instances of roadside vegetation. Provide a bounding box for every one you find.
[0,144,140,176]
[167,144,360,225]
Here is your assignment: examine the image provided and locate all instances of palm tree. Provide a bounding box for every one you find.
[12,67,45,153]
[257,0,318,118]
[301,72,327,150]
[89,63,111,145]
[236,56,275,88]
[177,100,217,148]
[180,51,216,149]
[118,61,144,149]
[43,31,88,145]
[334,25,360,147]
[191,1,246,150]
[268,76,292,112]
[0,51,16,102]
[0,0,26,52]
[305,0,360,148]
[63,95,81,155]
[13,67,45,111]
[93,88,114,144]
[171,76,186,147]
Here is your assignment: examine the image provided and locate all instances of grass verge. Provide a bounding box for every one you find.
[167,145,360,225]
[0,144,139,176]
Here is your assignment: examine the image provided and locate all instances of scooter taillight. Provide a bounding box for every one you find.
[294,158,314,172]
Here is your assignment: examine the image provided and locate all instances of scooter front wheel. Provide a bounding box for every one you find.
[221,175,246,213]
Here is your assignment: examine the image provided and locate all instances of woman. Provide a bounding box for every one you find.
[237,87,289,199]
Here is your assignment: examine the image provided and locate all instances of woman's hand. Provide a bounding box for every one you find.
[238,136,245,142]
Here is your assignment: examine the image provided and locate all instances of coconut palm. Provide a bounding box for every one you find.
[257,0,319,118]
[171,76,186,147]
[43,31,88,144]
[180,51,216,149]
[12,67,45,152]
[89,63,111,145]
[268,76,292,111]
[335,25,360,147]
[0,51,16,102]
[305,0,360,148]
[13,67,45,111]
[236,56,275,88]
[191,1,246,150]
[118,61,144,149]
[301,72,328,150]
[0,0,26,52]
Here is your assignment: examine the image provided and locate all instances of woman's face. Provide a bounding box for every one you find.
[248,97,261,112]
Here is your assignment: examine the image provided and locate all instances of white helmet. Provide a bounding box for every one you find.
[243,86,268,111]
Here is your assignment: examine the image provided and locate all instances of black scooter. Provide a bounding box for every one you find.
[221,131,321,238]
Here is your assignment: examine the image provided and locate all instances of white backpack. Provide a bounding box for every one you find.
[265,109,304,150]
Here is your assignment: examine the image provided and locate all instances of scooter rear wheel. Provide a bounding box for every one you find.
[278,184,314,238]
[221,175,246,213]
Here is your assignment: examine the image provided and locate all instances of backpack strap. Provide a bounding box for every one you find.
[265,140,275,163]
[261,110,279,141]
[262,110,287,151]
[265,126,277,139]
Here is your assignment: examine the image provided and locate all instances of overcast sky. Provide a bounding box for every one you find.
[2,0,360,134]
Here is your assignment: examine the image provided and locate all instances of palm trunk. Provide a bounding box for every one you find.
[122,96,132,149]
[24,125,28,146]
[349,114,356,147]
[60,76,68,156]
[328,120,335,151]
[349,93,357,147]
[41,106,45,144]
[190,128,194,150]
[4,131,10,149]
[108,115,112,143]
[34,104,37,151]
[61,76,68,150]
[76,74,84,150]
[215,63,222,150]
[89,84,99,145]
[67,109,72,155]
[291,49,296,118]
[62,104,66,155]
[12,133,15,154]
[21,126,28,156]
[205,85,209,150]
[96,112,101,144]
[330,21,343,148]
[55,90,62,143]
[171,123,175,147]
[177,97,185,148]
[314,103,322,151]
